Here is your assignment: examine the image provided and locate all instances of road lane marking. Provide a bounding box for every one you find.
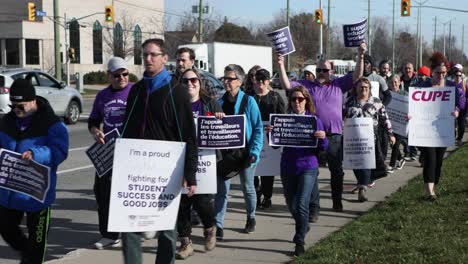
[69,147,89,152]
[58,165,94,175]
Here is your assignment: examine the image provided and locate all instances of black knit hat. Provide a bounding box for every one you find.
[364,54,373,66]
[10,78,36,102]
[255,69,271,81]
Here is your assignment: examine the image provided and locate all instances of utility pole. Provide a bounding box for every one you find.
[433,16,437,50]
[286,0,290,71]
[198,0,203,42]
[462,25,465,65]
[448,20,452,60]
[419,2,423,68]
[327,0,331,58]
[416,5,419,68]
[64,13,70,85]
[392,0,395,71]
[53,0,61,81]
[320,0,323,56]
[367,0,371,55]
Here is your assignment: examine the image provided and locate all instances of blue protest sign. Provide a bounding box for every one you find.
[197,115,246,149]
[343,19,367,47]
[86,128,120,177]
[267,26,296,56]
[0,149,50,203]
[269,114,318,148]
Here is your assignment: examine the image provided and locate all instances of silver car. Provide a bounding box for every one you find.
[0,68,83,124]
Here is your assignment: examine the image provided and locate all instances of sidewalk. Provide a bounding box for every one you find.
[45,149,435,264]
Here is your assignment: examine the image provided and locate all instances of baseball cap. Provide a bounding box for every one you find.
[453,63,463,71]
[417,66,430,77]
[255,69,271,81]
[107,57,128,72]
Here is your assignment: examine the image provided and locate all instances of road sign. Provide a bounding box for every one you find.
[36,10,46,17]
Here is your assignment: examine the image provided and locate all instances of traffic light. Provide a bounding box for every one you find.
[28,2,36,21]
[68,48,75,61]
[105,5,114,22]
[314,9,323,25]
[401,0,411,16]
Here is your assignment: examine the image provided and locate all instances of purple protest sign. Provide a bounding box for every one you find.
[343,19,367,47]
[267,26,296,56]
[0,149,50,203]
[269,114,318,148]
[197,115,246,149]
[86,128,120,177]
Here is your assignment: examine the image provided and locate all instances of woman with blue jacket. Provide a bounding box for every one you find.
[266,85,328,257]
[214,64,263,240]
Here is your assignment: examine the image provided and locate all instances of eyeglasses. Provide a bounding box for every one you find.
[8,104,26,111]
[455,74,463,77]
[290,96,306,103]
[182,77,199,85]
[113,72,129,78]
[221,77,238,83]
[316,68,330,73]
[434,71,447,75]
[142,52,164,58]
[255,77,268,82]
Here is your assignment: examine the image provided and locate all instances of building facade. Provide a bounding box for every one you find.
[0,0,164,80]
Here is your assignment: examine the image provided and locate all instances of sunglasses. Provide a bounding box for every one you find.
[290,96,306,103]
[455,74,462,77]
[182,77,199,85]
[255,77,268,82]
[8,104,26,111]
[316,68,330,73]
[221,77,238,83]
[113,72,129,78]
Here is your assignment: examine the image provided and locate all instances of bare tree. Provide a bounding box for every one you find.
[103,14,137,59]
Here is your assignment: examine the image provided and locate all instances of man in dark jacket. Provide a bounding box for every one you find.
[120,38,197,264]
[0,78,69,263]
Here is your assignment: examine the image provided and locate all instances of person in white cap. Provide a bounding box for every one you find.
[302,65,316,82]
[88,56,133,249]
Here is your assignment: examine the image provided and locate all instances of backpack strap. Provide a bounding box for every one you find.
[238,93,249,115]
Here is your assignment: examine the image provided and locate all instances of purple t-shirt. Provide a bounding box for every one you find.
[89,83,133,133]
[191,99,203,118]
[291,74,354,134]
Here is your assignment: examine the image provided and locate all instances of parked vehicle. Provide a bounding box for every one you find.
[0,68,83,124]
[270,71,298,89]
[178,42,273,79]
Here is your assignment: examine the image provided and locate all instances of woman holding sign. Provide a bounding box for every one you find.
[266,86,328,256]
[252,68,286,210]
[344,78,395,202]
[175,69,224,259]
[412,52,463,201]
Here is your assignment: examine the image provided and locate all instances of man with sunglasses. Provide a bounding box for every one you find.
[277,42,365,214]
[0,78,69,263]
[88,56,133,250]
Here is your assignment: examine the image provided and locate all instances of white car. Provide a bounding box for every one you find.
[0,68,83,124]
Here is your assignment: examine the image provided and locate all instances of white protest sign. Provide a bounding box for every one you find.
[255,122,281,176]
[386,92,409,137]
[183,149,216,194]
[343,118,375,169]
[108,138,186,232]
[408,87,455,147]
[370,81,379,98]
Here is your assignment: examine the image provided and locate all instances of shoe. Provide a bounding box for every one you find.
[351,186,359,194]
[142,231,157,240]
[216,226,224,241]
[260,198,272,209]
[456,139,463,146]
[386,166,395,174]
[424,194,437,202]
[308,212,319,223]
[244,217,256,233]
[410,156,417,161]
[358,188,368,202]
[367,181,376,188]
[203,226,216,251]
[94,238,121,250]
[332,201,343,212]
[176,237,194,260]
[396,159,406,170]
[294,243,305,257]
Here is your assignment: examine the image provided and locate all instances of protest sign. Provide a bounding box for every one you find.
[343,19,367,47]
[266,26,296,56]
[408,87,455,147]
[108,138,186,232]
[386,92,409,136]
[343,118,375,169]
[0,149,50,203]
[197,115,245,149]
[255,121,281,176]
[269,114,318,148]
[86,128,120,177]
[370,81,379,98]
[183,149,216,194]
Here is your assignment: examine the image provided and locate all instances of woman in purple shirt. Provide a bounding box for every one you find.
[266,86,328,257]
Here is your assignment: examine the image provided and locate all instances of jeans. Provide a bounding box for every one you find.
[353,169,371,189]
[177,194,214,237]
[281,169,318,245]
[327,135,344,204]
[122,230,176,264]
[214,165,257,228]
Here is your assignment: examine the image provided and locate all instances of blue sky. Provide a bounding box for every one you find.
[165,0,468,58]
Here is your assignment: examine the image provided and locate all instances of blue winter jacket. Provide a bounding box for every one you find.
[218,90,263,165]
[0,99,69,212]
